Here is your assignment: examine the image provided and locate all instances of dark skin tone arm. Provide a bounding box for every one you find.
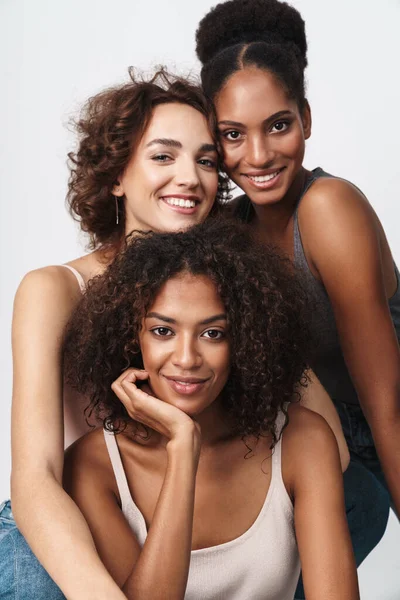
[299,177,400,514]
[285,404,359,599]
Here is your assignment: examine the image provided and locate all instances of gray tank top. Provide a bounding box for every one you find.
[234,167,400,406]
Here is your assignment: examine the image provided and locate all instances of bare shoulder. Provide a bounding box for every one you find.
[284,403,336,447]
[15,264,83,309]
[282,404,340,495]
[296,175,383,281]
[65,427,107,467]
[299,174,377,231]
[64,428,116,493]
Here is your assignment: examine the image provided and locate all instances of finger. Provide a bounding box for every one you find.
[110,379,133,408]
[120,378,154,405]
[121,369,149,385]
[112,368,148,388]
[140,382,154,397]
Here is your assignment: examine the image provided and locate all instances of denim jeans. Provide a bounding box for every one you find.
[294,401,391,599]
[0,500,65,600]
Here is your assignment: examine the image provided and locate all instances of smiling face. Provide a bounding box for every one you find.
[115,103,219,233]
[139,272,230,417]
[215,67,311,207]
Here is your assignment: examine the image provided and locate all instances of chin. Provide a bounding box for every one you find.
[167,395,211,417]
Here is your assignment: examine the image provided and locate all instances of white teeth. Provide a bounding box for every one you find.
[164,197,196,208]
[248,171,280,183]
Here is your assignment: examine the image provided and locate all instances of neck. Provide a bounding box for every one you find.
[127,398,235,450]
[251,167,308,244]
[193,399,235,447]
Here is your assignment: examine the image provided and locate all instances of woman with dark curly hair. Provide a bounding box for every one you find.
[1,69,228,600]
[62,218,359,600]
[195,0,394,594]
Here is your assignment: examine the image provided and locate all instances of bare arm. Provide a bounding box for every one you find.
[298,370,350,471]
[64,371,201,600]
[287,406,359,599]
[301,178,400,514]
[11,268,126,599]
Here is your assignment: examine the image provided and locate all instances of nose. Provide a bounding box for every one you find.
[246,135,276,168]
[175,157,201,189]
[172,334,202,370]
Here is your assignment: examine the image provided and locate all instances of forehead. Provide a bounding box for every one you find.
[140,102,213,146]
[216,67,296,122]
[150,273,225,318]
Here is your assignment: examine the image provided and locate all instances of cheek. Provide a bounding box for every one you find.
[280,128,305,159]
[208,172,219,196]
[141,344,164,373]
[221,143,242,171]
[212,345,231,378]
[125,162,171,196]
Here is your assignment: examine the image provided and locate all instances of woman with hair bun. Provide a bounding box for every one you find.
[196,0,396,593]
[61,218,359,600]
[0,69,227,599]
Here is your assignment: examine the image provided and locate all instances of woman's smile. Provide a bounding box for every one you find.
[161,374,212,396]
[139,272,230,415]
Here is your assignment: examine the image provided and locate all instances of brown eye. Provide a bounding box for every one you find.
[151,327,173,337]
[152,154,172,162]
[202,329,224,340]
[271,121,290,133]
[222,130,241,141]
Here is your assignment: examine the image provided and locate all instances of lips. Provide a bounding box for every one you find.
[243,167,285,190]
[162,374,210,396]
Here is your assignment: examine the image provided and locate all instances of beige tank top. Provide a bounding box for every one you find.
[103,412,300,600]
[61,265,93,448]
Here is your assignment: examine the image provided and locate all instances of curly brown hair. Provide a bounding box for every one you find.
[63,217,311,445]
[66,68,230,251]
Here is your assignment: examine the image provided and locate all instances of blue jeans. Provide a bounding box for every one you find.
[0,500,65,599]
[294,401,391,599]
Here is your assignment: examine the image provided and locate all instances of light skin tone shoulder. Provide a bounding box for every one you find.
[216,65,400,514]
[64,273,359,599]
[10,101,218,599]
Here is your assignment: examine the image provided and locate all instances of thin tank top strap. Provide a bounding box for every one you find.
[60,264,86,293]
[103,429,134,511]
[294,168,327,215]
[270,406,292,507]
[293,168,331,270]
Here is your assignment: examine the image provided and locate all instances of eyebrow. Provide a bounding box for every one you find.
[199,143,217,153]
[146,312,227,325]
[218,110,294,128]
[145,139,217,153]
[146,138,182,149]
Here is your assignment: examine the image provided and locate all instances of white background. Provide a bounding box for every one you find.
[1,0,399,598]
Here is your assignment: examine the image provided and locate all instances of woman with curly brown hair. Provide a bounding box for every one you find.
[1,69,227,600]
[62,218,359,600]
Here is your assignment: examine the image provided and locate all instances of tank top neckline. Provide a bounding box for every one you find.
[103,410,292,556]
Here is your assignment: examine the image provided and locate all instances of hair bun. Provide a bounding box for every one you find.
[196,0,307,68]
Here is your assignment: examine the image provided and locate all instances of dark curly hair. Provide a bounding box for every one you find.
[63,217,311,446]
[66,68,231,251]
[195,0,308,109]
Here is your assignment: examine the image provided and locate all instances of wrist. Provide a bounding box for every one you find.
[166,429,201,465]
